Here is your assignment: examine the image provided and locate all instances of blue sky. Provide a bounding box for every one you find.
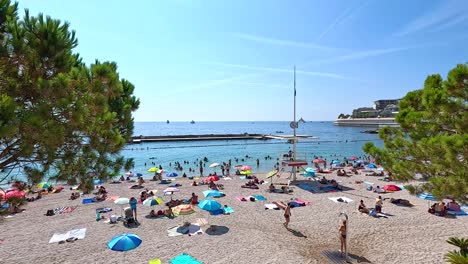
[19,0,468,121]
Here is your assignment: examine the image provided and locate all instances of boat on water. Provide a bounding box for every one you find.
[166,120,170,124]
[275,131,284,133]
[190,120,195,124]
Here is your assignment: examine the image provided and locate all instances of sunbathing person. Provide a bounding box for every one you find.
[269,183,276,192]
[165,206,175,218]
[358,200,370,214]
[447,199,461,211]
[69,192,80,200]
[119,175,125,181]
[191,181,198,186]
[319,176,328,184]
[337,169,347,177]
[189,193,199,205]
[435,202,447,216]
[149,209,157,217]
[374,186,386,193]
[388,198,412,207]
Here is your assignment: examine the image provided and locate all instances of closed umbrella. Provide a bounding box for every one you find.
[107,234,142,251]
[203,190,223,198]
[198,200,222,211]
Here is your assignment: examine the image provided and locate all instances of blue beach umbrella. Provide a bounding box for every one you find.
[198,200,222,211]
[331,160,341,164]
[366,163,377,168]
[107,234,142,252]
[166,172,178,177]
[93,179,103,185]
[418,192,436,201]
[203,190,222,198]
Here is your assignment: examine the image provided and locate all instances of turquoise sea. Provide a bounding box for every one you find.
[1,121,383,184]
[123,121,383,176]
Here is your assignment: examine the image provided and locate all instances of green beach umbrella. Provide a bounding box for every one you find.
[148,167,159,173]
[37,182,51,189]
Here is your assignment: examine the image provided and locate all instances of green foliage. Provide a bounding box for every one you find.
[445,237,468,264]
[0,0,139,185]
[363,64,468,202]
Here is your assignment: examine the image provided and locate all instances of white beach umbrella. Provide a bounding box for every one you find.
[209,163,220,168]
[114,198,130,216]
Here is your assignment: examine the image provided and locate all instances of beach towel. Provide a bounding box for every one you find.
[323,186,340,192]
[223,177,232,180]
[149,259,161,264]
[264,204,279,210]
[49,228,86,243]
[289,201,304,208]
[106,196,120,201]
[52,206,78,215]
[210,209,224,215]
[236,196,247,202]
[239,176,246,180]
[364,181,374,185]
[167,226,186,237]
[195,218,208,226]
[448,206,468,216]
[169,253,202,264]
[96,207,112,213]
[82,198,96,204]
[328,197,353,203]
[187,223,204,236]
[253,195,266,201]
[293,198,311,205]
[223,206,234,214]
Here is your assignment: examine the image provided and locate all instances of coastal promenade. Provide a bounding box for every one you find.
[333,118,399,128]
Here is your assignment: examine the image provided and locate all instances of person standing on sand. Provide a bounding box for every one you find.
[375,195,383,213]
[129,197,138,222]
[339,220,347,257]
[283,203,291,228]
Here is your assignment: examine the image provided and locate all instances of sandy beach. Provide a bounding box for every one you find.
[1,170,466,264]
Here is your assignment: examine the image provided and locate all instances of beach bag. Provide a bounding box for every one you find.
[369,209,376,216]
[249,197,256,202]
[46,209,55,216]
[367,186,373,191]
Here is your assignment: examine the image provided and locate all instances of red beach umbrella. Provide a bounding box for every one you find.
[206,176,220,182]
[240,165,251,171]
[383,185,401,192]
[313,159,326,164]
[4,190,26,199]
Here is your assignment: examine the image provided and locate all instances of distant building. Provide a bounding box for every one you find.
[352,107,379,118]
[374,99,400,110]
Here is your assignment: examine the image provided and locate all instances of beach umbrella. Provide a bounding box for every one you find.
[147,167,159,173]
[240,165,251,171]
[239,170,251,175]
[349,156,358,161]
[209,163,220,168]
[418,192,436,201]
[149,259,161,264]
[107,233,142,252]
[37,182,51,189]
[266,169,279,178]
[93,179,103,185]
[203,190,223,198]
[355,160,364,164]
[163,187,180,193]
[305,167,315,173]
[143,197,164,207]
[198,200,222,212]
[166,172,178,177]
[313,158,326,164]
[304,171,316,177]
[4,190,25,199]
[172,204,196,216]
[234,165,244,169]
[125,171,135,177]
[331,160,341,164]
[115,198,130,205]
[383,185,401,192]
[206,176,220,182]
[366,163,377,169]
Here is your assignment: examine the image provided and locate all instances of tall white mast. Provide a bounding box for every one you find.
[292,65,297,181]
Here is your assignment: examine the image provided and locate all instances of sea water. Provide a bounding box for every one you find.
[1,121,383,183]
[123,121,383,176]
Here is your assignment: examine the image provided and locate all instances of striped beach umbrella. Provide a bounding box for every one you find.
[37,182,51,189]
[143,197,164,207]
[172,204,195,216]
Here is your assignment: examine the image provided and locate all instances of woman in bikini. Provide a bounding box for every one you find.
[283,203,291,228]
[339,220,347,257]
